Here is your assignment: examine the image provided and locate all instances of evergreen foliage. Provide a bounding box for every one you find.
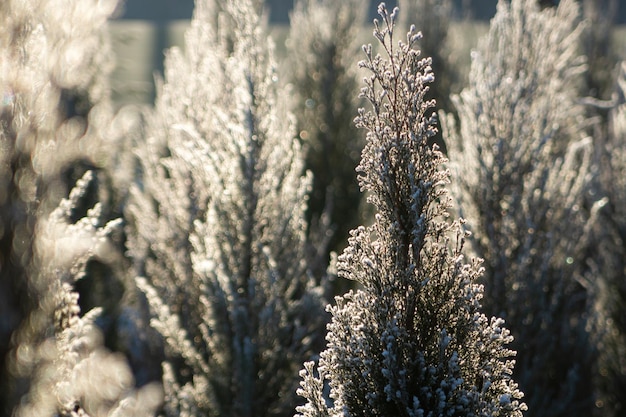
[285,0,366,257]
[296,5,525,417]
[443,1,600,415]
[126,0,329,415]
[397,0,452,87]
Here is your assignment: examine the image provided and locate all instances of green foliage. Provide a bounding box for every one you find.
[398,0,455,152]
[4,1,626,416]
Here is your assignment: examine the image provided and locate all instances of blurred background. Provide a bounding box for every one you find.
[117,0,502,22]
[108,0,626,107]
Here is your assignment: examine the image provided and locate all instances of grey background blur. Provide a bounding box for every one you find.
[115,0,626,22]
[116,0,496,22]
[109,0,625,106]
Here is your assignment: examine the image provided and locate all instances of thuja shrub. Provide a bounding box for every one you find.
[296,5,525,417]
[443,0,599,415]
[127,0,329,416]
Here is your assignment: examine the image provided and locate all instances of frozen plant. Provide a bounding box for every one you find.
[297,5,525,417]
[127,0,330,416]
[442,1,600,416]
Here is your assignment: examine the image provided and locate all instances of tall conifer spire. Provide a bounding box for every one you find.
[297,5,525,417]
